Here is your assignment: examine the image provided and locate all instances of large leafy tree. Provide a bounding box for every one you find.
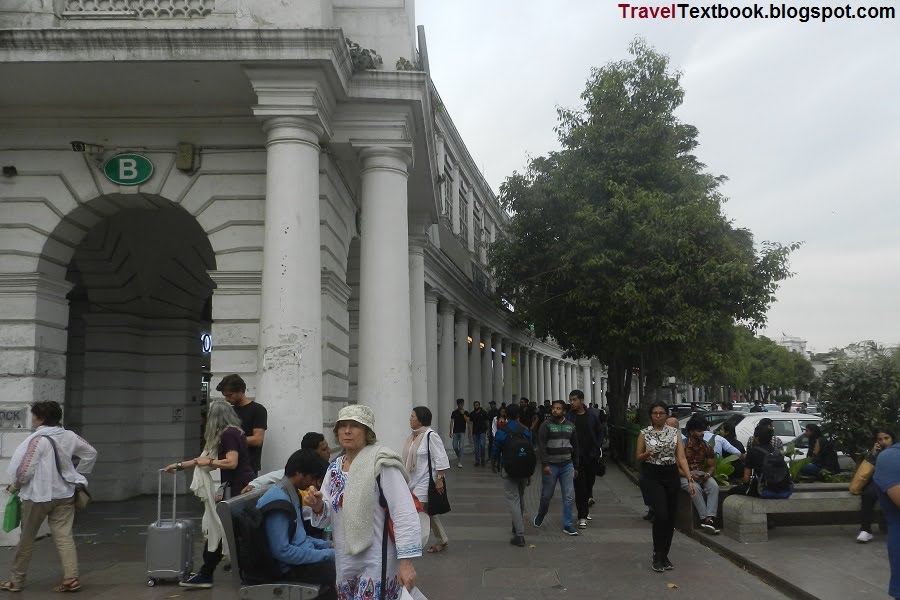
[491,39,797,427]
[820,342,900,460]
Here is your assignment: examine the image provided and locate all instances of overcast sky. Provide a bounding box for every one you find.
[417,0,900,354]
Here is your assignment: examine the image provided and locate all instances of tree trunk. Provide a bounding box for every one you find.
[638,360,665,426]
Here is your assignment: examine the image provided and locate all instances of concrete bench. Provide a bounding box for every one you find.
[723,491,883,543]
[216,488,322,600]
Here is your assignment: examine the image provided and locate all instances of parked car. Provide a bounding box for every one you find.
[763,403,783,412]
[711,412,823,447]
[731,402,751,412]
[677,411,744,435]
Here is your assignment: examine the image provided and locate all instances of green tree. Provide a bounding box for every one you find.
[490,39,797,428]
[820,342,900,460]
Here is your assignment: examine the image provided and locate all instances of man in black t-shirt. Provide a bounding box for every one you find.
[449,398,469,468]
[470,401,490,467]
[217,374,267,475]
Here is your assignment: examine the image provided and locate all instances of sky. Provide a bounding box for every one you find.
[416,0,900,354]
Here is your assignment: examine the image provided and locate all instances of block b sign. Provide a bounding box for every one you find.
[103,153,154,186]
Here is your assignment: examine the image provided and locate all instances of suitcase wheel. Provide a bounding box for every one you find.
[147,578,156,587]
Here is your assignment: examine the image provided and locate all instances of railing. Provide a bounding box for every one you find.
[63,0,214,18]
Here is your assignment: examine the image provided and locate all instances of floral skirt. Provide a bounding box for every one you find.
[338,574,401,600]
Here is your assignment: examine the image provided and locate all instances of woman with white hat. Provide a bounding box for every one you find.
[307,405,421,600]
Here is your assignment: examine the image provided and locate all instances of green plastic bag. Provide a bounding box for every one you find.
[3,491,20,533]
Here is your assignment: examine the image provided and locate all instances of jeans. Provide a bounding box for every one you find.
[680,472,719,519]
[860,480,880,532]
[642,463,680,557]
[800,462,824,478]
[452,433,465,463]
[502,475,527,537]
[574,459,594,519]
[473,433,487,465]
[537,462,575,528]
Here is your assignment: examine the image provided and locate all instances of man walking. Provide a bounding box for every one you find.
[534,400,580,536]
[217,374,267,475]
[470,401,489,467]
[567,389,603,528]
[449,399,469,468]
[492,404,534,547]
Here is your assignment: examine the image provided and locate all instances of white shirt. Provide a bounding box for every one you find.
[8,426,97,503]
[408,429,450,500]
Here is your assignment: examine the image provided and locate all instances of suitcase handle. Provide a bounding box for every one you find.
[157,468,177,525]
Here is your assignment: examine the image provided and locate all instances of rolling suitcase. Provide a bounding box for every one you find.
[146,469,193,587]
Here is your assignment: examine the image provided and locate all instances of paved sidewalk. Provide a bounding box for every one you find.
[2,460,888,599]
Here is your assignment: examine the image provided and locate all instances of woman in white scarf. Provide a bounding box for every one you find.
[307,405,422,600]
[401,407,450,553]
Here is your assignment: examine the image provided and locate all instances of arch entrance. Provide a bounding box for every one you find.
[56,196,216,500]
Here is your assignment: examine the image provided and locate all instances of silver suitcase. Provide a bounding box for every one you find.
[146,469,193,587]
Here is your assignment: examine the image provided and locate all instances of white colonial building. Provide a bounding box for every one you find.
[0,1,607,515]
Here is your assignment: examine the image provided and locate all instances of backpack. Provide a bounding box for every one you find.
[232,500,296,585]
[501,424,536,479]
[754,445,790,493]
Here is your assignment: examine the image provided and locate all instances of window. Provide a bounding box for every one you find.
[772,419,795,437]
[441,176,451,218]
[458,188,468,241]
[473,204,482,252]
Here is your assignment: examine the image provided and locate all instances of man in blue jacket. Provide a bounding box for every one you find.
[492,403,533,548]
[257,449,336,599]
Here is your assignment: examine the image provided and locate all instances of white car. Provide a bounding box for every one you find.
[712,412,823,447]
[783,431,854,471]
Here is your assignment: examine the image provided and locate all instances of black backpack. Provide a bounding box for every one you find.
[232,500,296,584]
[755,445,789,493]
[501,424,536,479]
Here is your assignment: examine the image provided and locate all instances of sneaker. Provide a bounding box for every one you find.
[562,525,579,536]
[662,556,674,570]
[179,574,213,589]
[700,518,720,534]
[585,515,592,521]
[457,463,462,468]
[588,497,595,507]
[857,531,874,543]
[510,535,526,547]
[533,513,545,528]
[651,553,665,573]
[577,519,587,529]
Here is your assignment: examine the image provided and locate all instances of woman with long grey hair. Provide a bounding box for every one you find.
[164,400,255,589]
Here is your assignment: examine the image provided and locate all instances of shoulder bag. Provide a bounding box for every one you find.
[849,458,875,495]
[45,436,92,510]
[425,431,450,516]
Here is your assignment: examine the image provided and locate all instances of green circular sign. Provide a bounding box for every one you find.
[103,153,153,186]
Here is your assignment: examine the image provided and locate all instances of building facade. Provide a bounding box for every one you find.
[0,1,604,518]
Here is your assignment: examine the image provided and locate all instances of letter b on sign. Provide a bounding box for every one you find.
[103,153,153,186]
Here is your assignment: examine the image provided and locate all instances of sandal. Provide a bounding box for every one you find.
[52,579,81,593]
[427,542,448,553]
[0,581,23,592]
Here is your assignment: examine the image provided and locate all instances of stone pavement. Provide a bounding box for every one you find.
[1,460,890,599]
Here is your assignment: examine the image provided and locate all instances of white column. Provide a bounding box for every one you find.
[544,356,552,402]
[562,362,569,400]
[535,354,543,404]
[356,147,414,452]
[425,290,439,414]
[492,334,503,406]
[519,347,529,402]
[438,301,455,440]
[409,236,428,408]
[565,363,572,396]
[529,350,539,401]
[582,364,592,405]
[454,313,469,404]
[550,359,559,403]
[256,117,324,472]
[468,322,482,406]
[502,340,512,405]
[481,328,493,407]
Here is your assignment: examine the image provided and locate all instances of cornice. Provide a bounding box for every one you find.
[209,270,261,295]
[0,272,73,300]
[321,269,352,304]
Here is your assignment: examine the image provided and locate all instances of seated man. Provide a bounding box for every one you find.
[257,449,336,599]
[740,425,793,499]
[681,416,720,534]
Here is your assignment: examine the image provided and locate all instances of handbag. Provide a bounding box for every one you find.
[849,459,876,495]
[3,491,21,533]
[45,436,92,510]
[425,431,450,516]
[595,448,607,478]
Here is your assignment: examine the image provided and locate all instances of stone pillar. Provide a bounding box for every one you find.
[454,314,469,403]
[468,322,482,406]
[544,356,552,402]
[356,147,414,452]
[256,116,325,472]
[519,347,529,402]
[535,354,544,404]
[582,364,592,404]
[501,340,512,405]
[550,358,559,403]
[562,362,569,399]
[566,363,573,396]
[425,290,439,415]
[530,350,539,402]
[481,328,493,408]
[409,235,428,409]
[438,301,455,440]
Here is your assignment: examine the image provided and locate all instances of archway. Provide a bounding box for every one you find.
[52,196,216,500]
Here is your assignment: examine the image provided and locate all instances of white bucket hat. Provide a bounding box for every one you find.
[336,404,376,435]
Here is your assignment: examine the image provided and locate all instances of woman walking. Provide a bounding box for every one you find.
[164,400,255,589]
[3,401,97,593]
[307,405,421,599]
[636,401,694,573]
[402,406,450,553]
